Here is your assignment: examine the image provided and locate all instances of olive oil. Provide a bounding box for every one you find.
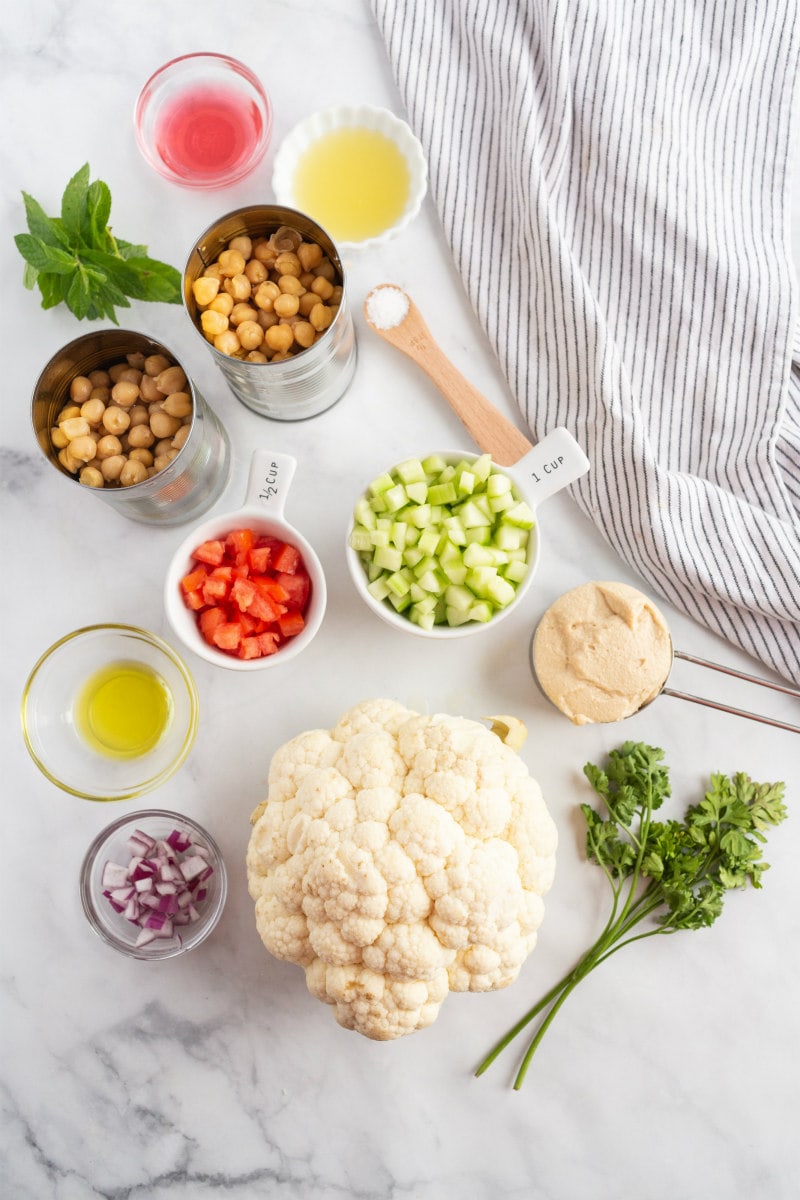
[75,660,173,759]
[292,127,410,242]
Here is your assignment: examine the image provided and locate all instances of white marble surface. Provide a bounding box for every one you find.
[2,3,799,1198]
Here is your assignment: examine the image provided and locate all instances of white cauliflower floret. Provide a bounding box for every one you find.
[246,700,557,1040]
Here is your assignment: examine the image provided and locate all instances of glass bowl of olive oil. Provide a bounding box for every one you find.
[272,104,428,251]
[21,624,199,801]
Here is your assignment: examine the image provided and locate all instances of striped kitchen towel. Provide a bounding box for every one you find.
[372,0,800,684]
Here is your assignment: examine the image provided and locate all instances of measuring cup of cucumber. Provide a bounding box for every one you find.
[351,287,589,638]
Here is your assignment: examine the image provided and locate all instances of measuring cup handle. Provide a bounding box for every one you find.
[243,450,298,519]
[515,427,590,506]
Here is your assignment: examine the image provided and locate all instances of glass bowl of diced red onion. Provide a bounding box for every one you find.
[80,809,227,959]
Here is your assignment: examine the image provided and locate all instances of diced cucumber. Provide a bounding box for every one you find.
[352,453,533,628]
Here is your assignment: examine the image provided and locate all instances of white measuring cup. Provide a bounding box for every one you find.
[164,450,327,670]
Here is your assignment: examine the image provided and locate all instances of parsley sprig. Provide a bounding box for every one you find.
[476,742,787,1090]
[14,163,182,323]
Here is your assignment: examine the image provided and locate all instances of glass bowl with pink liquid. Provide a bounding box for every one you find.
[134,53,272,190]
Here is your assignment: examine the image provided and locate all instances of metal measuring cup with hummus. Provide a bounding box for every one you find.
[532,581,673,725]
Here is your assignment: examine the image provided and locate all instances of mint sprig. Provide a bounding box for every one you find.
[476,742,787,1090]
[15,163,182,323]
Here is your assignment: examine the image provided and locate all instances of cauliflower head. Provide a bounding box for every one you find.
[246,699,557,1040]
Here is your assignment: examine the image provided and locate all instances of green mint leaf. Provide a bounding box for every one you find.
[65,266,93,320]
[119,255,182,303]
[83,178,113,247]
[15,234,77,276]
[22,262,38,290]
[60,163,91,241]
[37,272,69,309]
[22,191,71,248]
[115,238,149,260]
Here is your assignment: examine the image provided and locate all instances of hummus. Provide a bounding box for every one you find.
[532,581,672,725]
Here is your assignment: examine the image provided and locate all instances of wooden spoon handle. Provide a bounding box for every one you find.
[375,298,533,467]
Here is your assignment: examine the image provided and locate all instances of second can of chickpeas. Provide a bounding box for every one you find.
[184,205,357,420]
[31,329,231,526]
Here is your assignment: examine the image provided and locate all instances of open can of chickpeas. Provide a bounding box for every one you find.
[183,204,357,420]
[31,329,231,525]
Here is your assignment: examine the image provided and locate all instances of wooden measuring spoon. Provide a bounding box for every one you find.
[364,284,590,503]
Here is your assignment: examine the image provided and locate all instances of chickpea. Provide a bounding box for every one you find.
[236,320,265,351]
[96,434,123,459]
[309,303,333,332]
[278,274,306,297]
[265,324,294,354]
[127,423,155,449]
[117,367,143,386]
[310,275,334,301]
[60,416,90,440]
[274,293,300,319]
[129,447,154,467]
[244,259,267,285]
[209,292,234,316]
[139,374,162,403]
[69,375,93,403]
[126,351,147,370]
[155,365,187,395]
[58,446,82,473]
[128,404,150,427]
[293,321,317,349]
[154,450,179,472]
[50,426,69,450]
[213,329,242,357]
[223,273,252,302]
[192,275,221,306]
[101,454,126,482]
[298,291,320,318]
[89,385,111,403]
[120,458,148,487]
[80,397,106,426]
[274,251,301,277]
[111,380,140,408]
[330,285,343,305]
[161,391,193,418]
[88,369,111,387]
[254,281,280,311]
[79,465,104,488]
[69,434,98,462]
[201,309,230,338]
[246,350,268,363]
[253,241,277,266]
[102,406,131,435]
[149,411,181,439]
[172,424,191,451]
[218,248,246,277]
[230,302,259,326]
[299,272,316,289]
[228,235,253,260]
[314,257,336,282]
[297,242,323,271]
[58,405,81,422]
[108,362,127,384]
[203,263,222,282]
[144,354,171,377]
[257,309,279,330]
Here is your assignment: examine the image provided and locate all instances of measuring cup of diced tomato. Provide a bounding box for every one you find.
[164,450,326,670]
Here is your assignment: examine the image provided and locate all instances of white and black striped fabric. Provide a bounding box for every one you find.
[372,0,800,683]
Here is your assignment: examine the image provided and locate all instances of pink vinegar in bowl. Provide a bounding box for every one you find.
[135,54,272,190]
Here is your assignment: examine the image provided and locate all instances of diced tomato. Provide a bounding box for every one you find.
[278,611,305,637]
[212,621,243,651]
[199,607,226,644]
[202,575,230,604]
[248,545,272,573]
[273,543,301,573]
[182,527,312,659]
[180,565,208,594]
[231,576,257,612]
[238,636,263,660]
[193,539,225,566]
[257,632,280,656]
[275,570,310,611]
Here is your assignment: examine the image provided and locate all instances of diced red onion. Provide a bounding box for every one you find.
[101,825,215,946]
